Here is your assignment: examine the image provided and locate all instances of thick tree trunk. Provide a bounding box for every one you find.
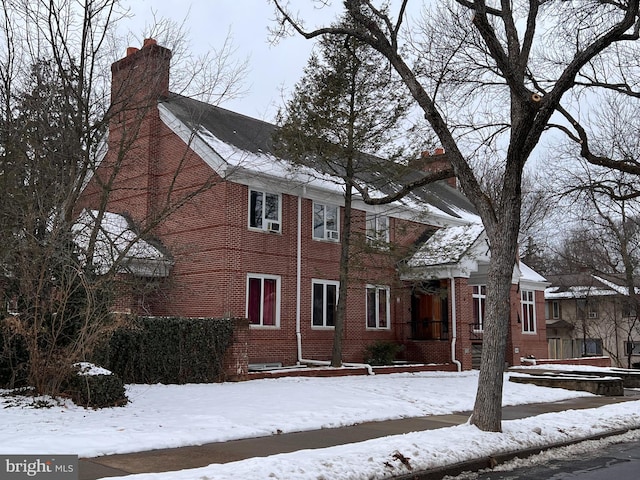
[471,221,520,432]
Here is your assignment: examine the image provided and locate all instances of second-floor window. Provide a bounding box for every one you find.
[577,298,599,319]
[249,189,281,232]
[313,202,339,241]
[366,213,389,246]
[472,285,486,331]
[521,290,536,333]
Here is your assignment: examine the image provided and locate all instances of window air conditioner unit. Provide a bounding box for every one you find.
[267,221,280,233]
[588,311,598,318]
[327,230,339,240]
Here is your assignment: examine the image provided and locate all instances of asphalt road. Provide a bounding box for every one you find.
[474,437,640,480]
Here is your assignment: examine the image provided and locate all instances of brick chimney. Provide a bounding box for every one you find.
[110,38,172,121]
[106,39,172,222]
[419,148,457,189]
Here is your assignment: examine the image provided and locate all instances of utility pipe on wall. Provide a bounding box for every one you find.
[296,194,303,364]
[450,276,462,372]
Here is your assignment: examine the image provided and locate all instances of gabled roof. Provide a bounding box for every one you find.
[158,94,477,223]
[407,223,485,268]
[402,223,546,286]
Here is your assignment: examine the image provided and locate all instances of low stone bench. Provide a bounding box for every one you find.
[509,373,624,396]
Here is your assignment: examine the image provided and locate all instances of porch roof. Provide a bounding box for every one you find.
[401,223,547,288]
[73,209,173,277]
[401,223,488,279]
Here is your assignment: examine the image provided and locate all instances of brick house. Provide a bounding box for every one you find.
[80,39,549,371]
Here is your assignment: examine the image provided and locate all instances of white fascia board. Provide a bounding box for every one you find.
[400,265,471,281]
[520,279,550,291]
[158,103,229,176]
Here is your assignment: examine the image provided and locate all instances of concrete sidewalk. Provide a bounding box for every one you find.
[79,394,637,480]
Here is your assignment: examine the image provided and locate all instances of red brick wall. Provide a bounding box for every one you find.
[80,41,548,371]
[506,288,548,365]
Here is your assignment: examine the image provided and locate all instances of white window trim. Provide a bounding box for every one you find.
[312,202,340,242]
[521,290,537,334]
[248,189,282,233]
[366,213,390,245]
[311,279,339,329]
[552,300,560,319]
[472,285,486,331]
[366,284,391,330]
[246,273,281,328]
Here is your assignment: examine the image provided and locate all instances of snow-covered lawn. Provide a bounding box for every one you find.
[2,369,640,480]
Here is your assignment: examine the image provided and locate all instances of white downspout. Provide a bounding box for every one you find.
[450,276,462,372]
[296,194,303,364]
[295,193,373,375]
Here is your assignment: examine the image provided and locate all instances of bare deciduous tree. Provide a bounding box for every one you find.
[0,0,246,397]
[270,0,640,432]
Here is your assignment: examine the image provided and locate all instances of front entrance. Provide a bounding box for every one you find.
[411,280,449,341]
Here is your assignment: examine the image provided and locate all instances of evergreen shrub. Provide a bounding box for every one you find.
[98,316,235,384]
[65,364,128,408]
[364,340,404,366]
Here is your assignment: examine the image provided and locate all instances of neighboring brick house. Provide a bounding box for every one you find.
[81,39,549,371]
[545,272,640,368]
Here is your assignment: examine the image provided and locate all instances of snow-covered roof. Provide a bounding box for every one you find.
[519,261,548,285]
[407,223,485,267]
[401,223,546,287]
[543,273,637,300]
[72,209,172,277]
[157,94,478,226]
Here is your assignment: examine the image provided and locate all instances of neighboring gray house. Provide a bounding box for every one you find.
[545,272,640,368]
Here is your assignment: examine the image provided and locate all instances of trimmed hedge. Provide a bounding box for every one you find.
[65,367,128,408]
[97,316,236,384]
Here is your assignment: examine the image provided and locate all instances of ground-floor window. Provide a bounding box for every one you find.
[247,274,280,327]
[312,279,338,328]
[366,285,390,329]
[472,285,486,331]
[625,341,640,355]
[575,338,603,356]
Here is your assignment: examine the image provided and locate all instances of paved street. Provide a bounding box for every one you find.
[474,436,640,479]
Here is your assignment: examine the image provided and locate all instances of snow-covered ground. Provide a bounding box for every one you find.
[2,369,640,480]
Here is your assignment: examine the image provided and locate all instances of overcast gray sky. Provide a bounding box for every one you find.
[121,1,343,121]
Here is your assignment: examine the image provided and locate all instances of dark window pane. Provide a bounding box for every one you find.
[326,284,336,327]
[265,193,279,221]
[250,191,263,228]
[248,277,261,324]
[313,204,324,239]
[312,283,324,326]
[263,279,276,326]
[378,288,387,328]
[367,287,376,328]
